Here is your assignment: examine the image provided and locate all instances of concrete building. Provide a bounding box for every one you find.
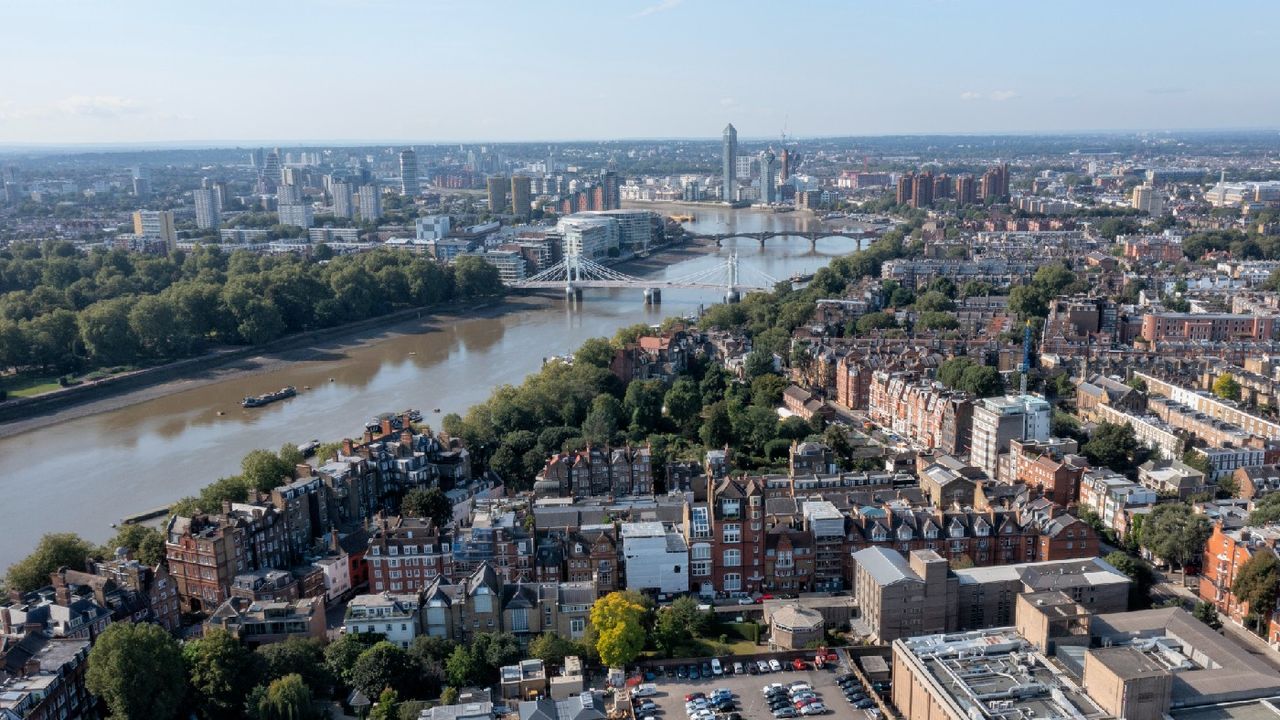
[721,123,737,201]
[132,209,176,252]
[1131,183,1164,215]
[400,149,419,196]
[487,176,508,213]
[358,184,382,222]
[193,187,220,230]
[620,521,689,595]
[277,203,313,228]
[759,149,776,203]
[331,181,354,219]
[511,176,532,220]
[501,659,547,702]
[970,395,1051,482]
[851,547,956,643]
[1138,459,1210,498]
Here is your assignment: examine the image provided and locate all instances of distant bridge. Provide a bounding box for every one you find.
[510,253,778,303]
[688,229,880,248]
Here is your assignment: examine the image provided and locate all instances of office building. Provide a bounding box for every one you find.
[415,215,451,241]
[399,148,419,196]
[759,149,776,203]
[970,395,1051,482]
[620,521,689,595]
[600,171,621,210]
[132,210,177,252]
[193,187,220,230]
[510,176,531,220]
[358,184,382,222]
[487,176,508,213]
[278,203,314,228]
[721,123,737,201]
[331,181,354,219]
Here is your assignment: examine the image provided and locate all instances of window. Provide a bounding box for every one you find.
[570,618,585,637]
[723,549,741,567]
[512,608,529,632]
[692,561,711,577]
[724,573,741,592]
[723,523,741,544]
[692,544,711,560]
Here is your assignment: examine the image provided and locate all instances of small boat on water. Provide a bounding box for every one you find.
[242,386,297,408]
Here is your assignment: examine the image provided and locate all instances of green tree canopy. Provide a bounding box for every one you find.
[590,591,648,668]
[86,622,187,720]
[1142,503,1211,576]
[400,486,453,529]
[1232,551,1280,634]
[6,532,96,593]
[184,627,262,719]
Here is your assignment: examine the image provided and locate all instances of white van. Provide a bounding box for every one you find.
[634,684,658,698]
[711,659,723,676]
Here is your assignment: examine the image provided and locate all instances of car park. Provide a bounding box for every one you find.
[637,701,658,714]
[773,708,798,718]
[769,659,783,672]
[788,682,812,693]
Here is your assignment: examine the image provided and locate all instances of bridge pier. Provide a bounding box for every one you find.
[564,285,582,301]
[809,233,818,250]
[643,288,661,305]
[724,289,740,304]
[758,233,766,247]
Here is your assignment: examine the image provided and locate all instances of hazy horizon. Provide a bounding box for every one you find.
[3,0,1279,145]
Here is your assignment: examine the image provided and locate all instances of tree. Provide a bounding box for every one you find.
[400,487,453,529]
[1213,373,1242,401]
[1232,551,1280,635]
[325,632,382,690]
[1082,421,1140,473]
[855,311,896,334]
[750,373,789,408]
[6,532,95,593]
[369,688,400,720]
[700,401,733,449]
[86,622,187,720]
[256,674,318,720]
[256,637,332,695]
[529,632,578,667]
[445,645,481,688]
[351,642,417,700]
[652,596,710,657]
[743,349,776,378]
[454,256,503,297]
[185,627,261,719]
[624,379,666,433]
[241,449,294,492]
[590,591,647,668]
[1193,601,1223,631]
[440,687,460,706]
[78,297,139,364]
[102,524,165,566]
[663,377,702,436]
[574,337,615,368]
[582,394,623,445]
[1105,551,1155,610]
[1251,494,1280,525]
[1008,284,1048,320]
[916,311,959,331]
[1142,503,1211,580]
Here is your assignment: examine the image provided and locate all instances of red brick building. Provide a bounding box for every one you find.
[707,476,766,595]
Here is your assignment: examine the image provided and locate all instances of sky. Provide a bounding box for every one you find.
[1,0,1278,145]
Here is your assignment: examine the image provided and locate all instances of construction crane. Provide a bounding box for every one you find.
[1020,319,1034,396]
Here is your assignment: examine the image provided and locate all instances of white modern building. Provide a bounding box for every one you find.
[358,184,382,222]
[331,181,354,219]
[579,209,656,254]
[416,215,452,241]
[556,215,618,259]
[344,592,421,648]
[621,521,689,595]
[459,251,526,283]
[970,395,1051,482]
[313,554,352,603]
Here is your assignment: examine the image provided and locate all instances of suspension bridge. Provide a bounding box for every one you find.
[510,253,779,304]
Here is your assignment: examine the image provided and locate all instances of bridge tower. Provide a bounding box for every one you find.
[724,253,741,303]
[564,254,583,301]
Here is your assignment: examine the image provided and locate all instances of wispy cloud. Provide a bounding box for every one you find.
[56,95,145,118]
[631,0,683,19]
[960,90,1018,102]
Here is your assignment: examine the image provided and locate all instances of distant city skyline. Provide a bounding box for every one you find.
[2,0,1278,144]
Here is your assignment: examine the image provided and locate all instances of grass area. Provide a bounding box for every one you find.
[2,376,63,398]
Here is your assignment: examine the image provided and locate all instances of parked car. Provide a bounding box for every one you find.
[689,667,701,680]
[711,659,723,676]
[644,671,656,682]
[737,596,755,605]
[701,662,712,677]
[757,660,771,673]
[855,700,876,709]
[677,666,688,679]
[772,708,798,718]
[733,662,745,675]
[800,703,827,715]
[747,663,759,675]
[684,692,705,702]
[637,701,658,714]
[713,689,733,700]
[769,659,783,672]
[634,684,658,698]
[666,666,676,678]
[763,683,785,695]
[791,658,807,671]
[788,682,812,693]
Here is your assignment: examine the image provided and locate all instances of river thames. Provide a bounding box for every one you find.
[0,205,867,568]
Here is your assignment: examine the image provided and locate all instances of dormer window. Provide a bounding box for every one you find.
[949,522,965,539]
[924,525,938,540]
[897,526,913,541]
[871,526,887,542]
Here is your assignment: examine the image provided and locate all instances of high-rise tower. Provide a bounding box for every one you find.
[759,149,777,204]
[722,123,738,202]
[399,149,419,196]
